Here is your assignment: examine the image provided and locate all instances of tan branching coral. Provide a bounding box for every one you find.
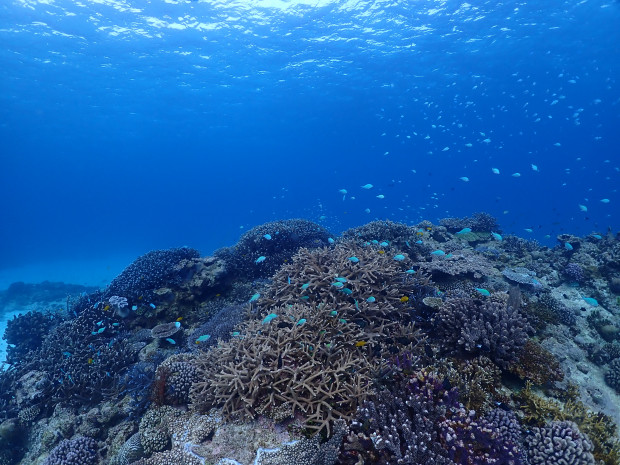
[190,303,374,435]
[260,242,433,330]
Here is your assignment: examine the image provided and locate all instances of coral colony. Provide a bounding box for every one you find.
[1,216,620,465]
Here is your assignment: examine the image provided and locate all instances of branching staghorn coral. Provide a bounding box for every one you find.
[190,303,374,435]
[259,242,434,332]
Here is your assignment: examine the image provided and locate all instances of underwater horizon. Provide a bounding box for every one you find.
[1,1,620,465]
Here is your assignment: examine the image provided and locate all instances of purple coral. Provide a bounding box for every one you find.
[563,263,585,283]
[43,436,99,465]
[350,371,457,465]
[525,421,595,465]
[433,297,533,368]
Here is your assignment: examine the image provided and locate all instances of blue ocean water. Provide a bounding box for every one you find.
[1,0,619,284]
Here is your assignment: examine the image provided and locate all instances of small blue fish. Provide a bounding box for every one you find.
[371,240,379,244]
[175,321,181,328]
[405,269,416,274]
[348,256,360,263]
[287,276,291,284]
[96,320,103,326]
[431,250,446,256]
[582,297,599,307]
[354,299,359,311]
[330,310,338,316]
[339,318,347,324]
[340,288,353,295]
[456,228,472,235]
[97,327,106,334]
[380,241,389,247]
[296,319,306,326]
[166,338,176,345]
[249,293,260,302]
[149,303,156,309]
[255,256,266,264]
[564,242,574,251]
[475,288,491,297]
[328,237,335,244]
[361,183,373,189]
[263,234,272,240]
[62,351,72,358]
[262,313,278,324]
[591,234,602,240]
[393,254,405,261]
[195,334,211,343]
[366,296,376,303]
[301,283,310,290]
[491,232,503,241]
[334,277,347,283]
[131,305,138,311]
[332,281,345,288]
[416,240,423,244]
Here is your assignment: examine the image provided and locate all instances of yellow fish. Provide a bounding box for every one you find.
[400,296,409,303]
[103,305,110,311]
[355,341,367,347]
[378,250,385,254]
[87,358,93,364]
[176,316,183,322]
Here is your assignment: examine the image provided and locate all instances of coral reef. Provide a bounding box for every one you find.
[433,296,533,368]
[214,218,331,279]
[2,310,59,364]
[190,302,375,435]
[525,421,595,465]
[106,247,200,301]
[605,358,620,393]
[439,212,501,233]
[2,216,620,465]
[42,436,100,465]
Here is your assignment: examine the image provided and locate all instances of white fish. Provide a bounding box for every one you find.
[376,195,385,199]
[361,184,373,189]
[442,146,450,151]
[255,256,266,264]
[459,177,470,182]
[364,208,371,213]
[601,199,610,203]
[465,143,473,147]
[578,204,588,212]
[491,168,500,174]
[531,164,538,171]
[512,173,521,177]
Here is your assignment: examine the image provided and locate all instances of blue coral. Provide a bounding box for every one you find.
[214,219,331,279]
[107,247,200,301]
